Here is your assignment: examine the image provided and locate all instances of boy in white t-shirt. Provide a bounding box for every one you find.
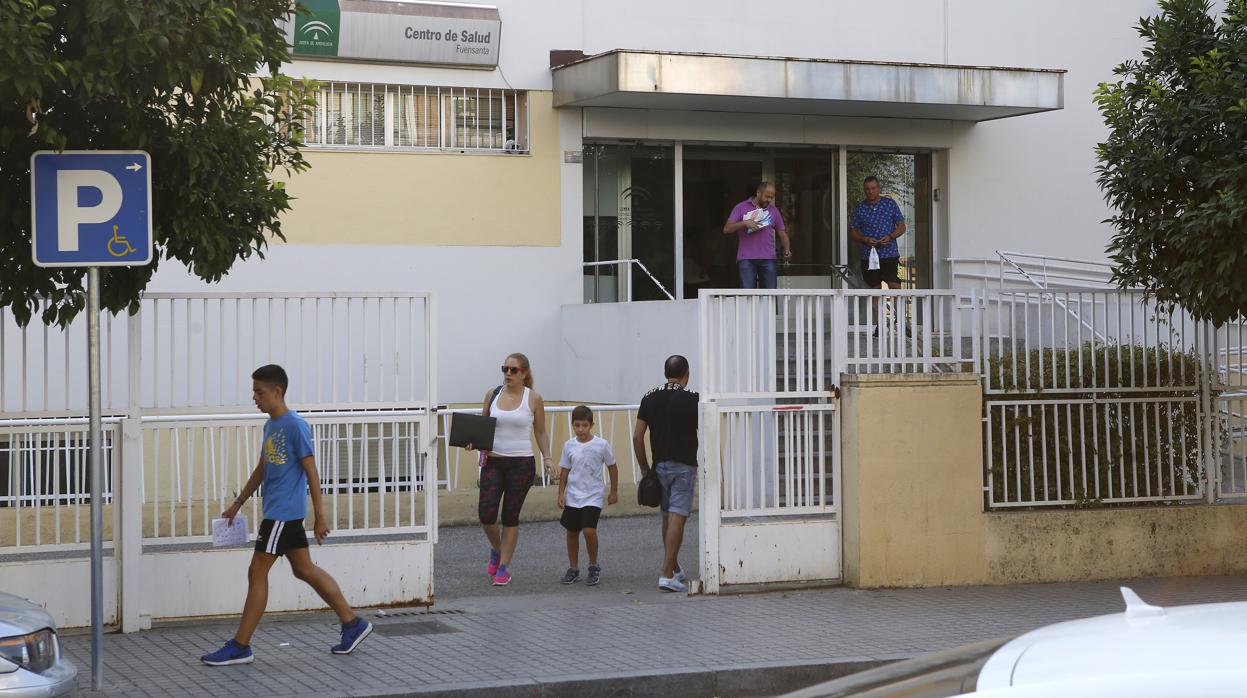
[556,405,618,586]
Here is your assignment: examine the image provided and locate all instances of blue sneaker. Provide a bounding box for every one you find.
[332,618,374,655]
[201,639,253,666]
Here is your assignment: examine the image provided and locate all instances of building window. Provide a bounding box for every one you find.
[299,82,529,153]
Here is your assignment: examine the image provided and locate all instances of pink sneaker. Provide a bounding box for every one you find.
[487,549,500,577]
[492,567,511,586]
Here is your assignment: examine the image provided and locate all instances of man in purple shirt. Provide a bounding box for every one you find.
[723,182,792,289]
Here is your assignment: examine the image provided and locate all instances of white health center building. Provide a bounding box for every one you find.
[152,0,1155,405]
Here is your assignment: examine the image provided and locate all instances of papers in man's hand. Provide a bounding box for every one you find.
[212,516,249,547]
[743,208,772,233]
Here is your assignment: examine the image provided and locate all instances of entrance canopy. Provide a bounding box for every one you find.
[552,50,1064,121]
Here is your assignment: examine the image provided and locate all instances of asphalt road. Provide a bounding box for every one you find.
[433,513,701,608]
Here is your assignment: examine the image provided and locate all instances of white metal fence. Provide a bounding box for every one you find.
[696,285,1247,512]
[0,292,434,417]
[142,412,435,546]
[1,411,437,552]
[699,289,971,401]
[843,290,968,374]
[718,403,837,517]
[974,286,1247,509]
[979,289,1202,396]
[0,421,118,551]
[1,290,438,553]
[986,397,1205,507]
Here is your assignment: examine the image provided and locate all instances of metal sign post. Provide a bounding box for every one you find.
[31,150,152,691]
[86,267,104,689]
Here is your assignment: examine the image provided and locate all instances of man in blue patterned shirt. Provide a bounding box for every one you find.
[849,176,907,289]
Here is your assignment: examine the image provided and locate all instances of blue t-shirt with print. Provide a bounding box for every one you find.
[851,197,905,260]
[260,411,315,521]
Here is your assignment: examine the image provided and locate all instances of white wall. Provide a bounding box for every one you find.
[944,0,1161,261]
[560,300,699,405]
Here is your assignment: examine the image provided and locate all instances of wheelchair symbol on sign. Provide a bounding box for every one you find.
[107,225,136,257]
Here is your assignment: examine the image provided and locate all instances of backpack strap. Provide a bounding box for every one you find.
[483,384,503,417]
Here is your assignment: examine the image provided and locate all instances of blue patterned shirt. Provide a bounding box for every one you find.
[850,197,905,260]
[260,411,315,521]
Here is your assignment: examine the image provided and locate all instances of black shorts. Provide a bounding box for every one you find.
[861,256,901,287]
[560,505,602,532]
[255,518,309,557]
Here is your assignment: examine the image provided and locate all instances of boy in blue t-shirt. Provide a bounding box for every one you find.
[201,364,373,666]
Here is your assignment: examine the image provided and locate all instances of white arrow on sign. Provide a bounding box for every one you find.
[125,163,142,172]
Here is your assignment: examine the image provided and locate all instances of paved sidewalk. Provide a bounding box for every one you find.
[64,574,1247,697]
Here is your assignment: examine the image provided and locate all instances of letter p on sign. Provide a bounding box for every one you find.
[31,150,153,267]
[56,170,123,253]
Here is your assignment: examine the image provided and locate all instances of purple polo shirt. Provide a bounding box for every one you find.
[727,199,786,262]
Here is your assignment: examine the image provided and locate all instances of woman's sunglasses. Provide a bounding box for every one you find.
[500,366,523,375]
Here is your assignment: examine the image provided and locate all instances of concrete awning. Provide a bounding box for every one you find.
[552,50,1064,122]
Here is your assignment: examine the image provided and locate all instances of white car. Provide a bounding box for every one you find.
[780,587,1247,697]
[0,592,77,697]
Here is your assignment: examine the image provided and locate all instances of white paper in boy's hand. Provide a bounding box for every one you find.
[212,515,249,547]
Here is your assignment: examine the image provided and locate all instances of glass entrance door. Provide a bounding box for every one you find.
[583,144,675,303]
[682,152,763,297]
[844,151,933,289]
[773,152,837,288]
[682,146,838,296]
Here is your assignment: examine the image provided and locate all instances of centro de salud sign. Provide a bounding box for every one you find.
[289,0,502,69]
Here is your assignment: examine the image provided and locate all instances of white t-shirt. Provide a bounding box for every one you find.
[559,436,616,509]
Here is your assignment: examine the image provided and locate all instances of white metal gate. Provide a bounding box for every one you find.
[697,289,968,591]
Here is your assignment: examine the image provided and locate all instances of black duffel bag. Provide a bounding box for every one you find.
[637,467,662,507]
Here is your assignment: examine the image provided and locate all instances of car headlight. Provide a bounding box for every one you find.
[0,628,58,675]
[779,637,1012,698]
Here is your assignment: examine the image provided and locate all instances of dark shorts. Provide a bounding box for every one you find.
[560,505,602,532]
[255,518,308,557]
[860,256,901,287]
[479,456,536,527]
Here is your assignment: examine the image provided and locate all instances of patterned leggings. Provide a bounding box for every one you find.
[478,456,536,527]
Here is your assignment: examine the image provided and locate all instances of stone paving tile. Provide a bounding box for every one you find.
[62,574,1247,697]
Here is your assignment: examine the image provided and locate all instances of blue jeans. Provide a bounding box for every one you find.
[738,258,777,289]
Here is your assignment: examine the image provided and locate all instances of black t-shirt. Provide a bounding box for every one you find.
[637,383,699,466]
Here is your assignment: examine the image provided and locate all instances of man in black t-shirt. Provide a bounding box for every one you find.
[633,355,699,593]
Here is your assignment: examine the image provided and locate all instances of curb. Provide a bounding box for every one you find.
[315,657,900,698]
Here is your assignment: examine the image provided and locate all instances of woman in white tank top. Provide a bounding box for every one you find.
[465,352,551,586]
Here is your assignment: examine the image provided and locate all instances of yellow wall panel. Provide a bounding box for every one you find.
[279,91,560,247]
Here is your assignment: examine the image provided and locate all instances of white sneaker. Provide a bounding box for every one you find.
[673,567,687,583]
[658,576,688,592]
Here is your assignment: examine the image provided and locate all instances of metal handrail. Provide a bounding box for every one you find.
[583,259,675,301]
[994,250,1115,269]
[995,251,1108,343]
[948,254,1116,289]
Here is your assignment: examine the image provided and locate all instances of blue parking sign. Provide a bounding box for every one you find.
[30,150,153,267]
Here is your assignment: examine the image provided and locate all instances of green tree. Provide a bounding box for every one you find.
[845,152,916,210]
[0,0,313,325]
[1095,0,1247,325]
